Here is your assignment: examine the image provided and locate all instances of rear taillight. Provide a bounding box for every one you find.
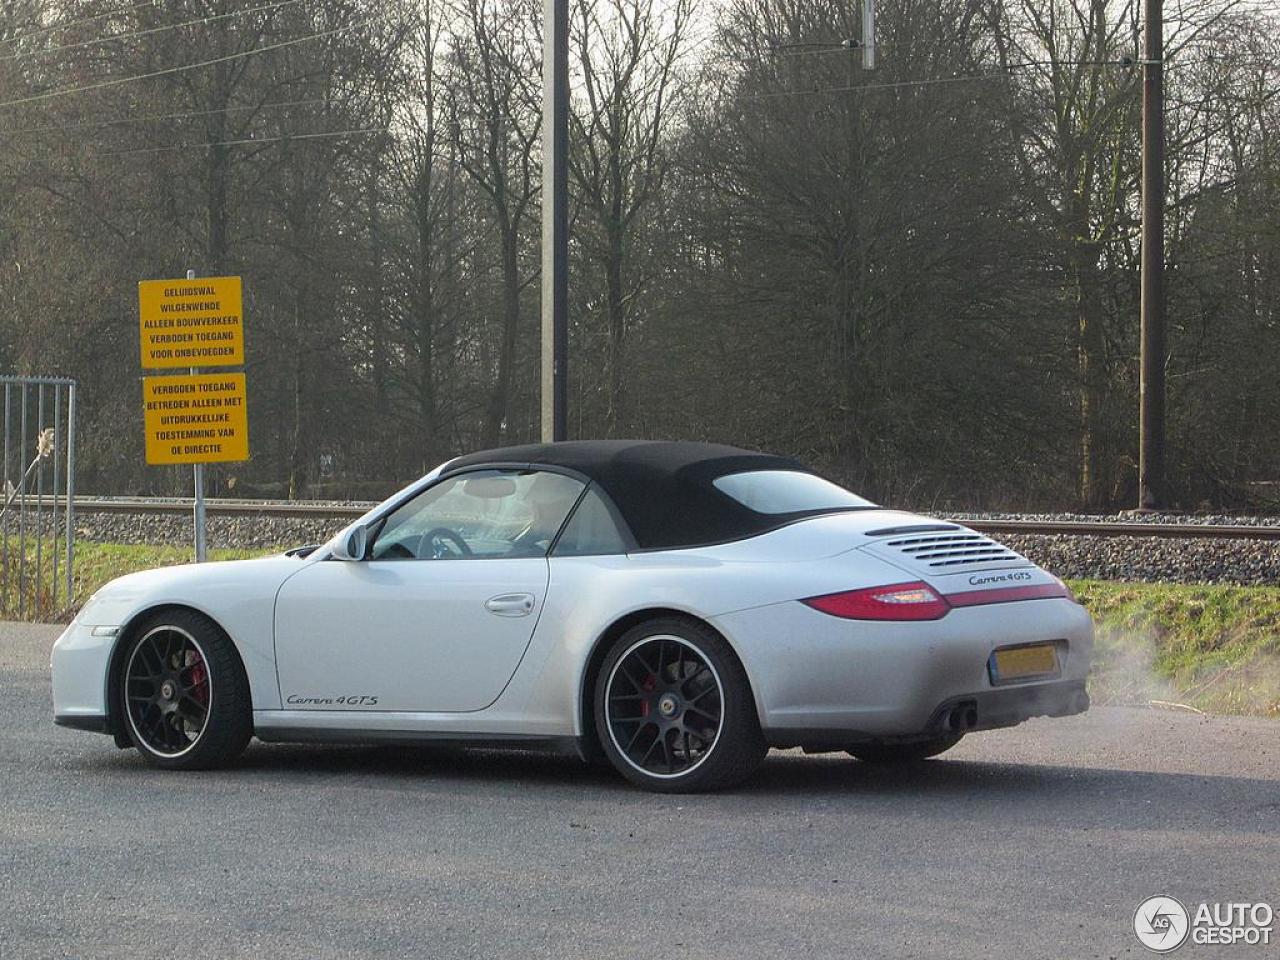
[802,581,949,621]
[804,578,1072,621]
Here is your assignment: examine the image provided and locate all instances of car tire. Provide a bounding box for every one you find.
[846,733,964,763]
[594,617,766,793]
[117,609,252,770]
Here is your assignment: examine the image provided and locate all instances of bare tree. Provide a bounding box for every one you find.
[985,0,1142,507]
[446,0,541,447]
[569,0,691,433]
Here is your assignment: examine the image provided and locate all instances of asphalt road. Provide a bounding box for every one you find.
[2,622,1276,960]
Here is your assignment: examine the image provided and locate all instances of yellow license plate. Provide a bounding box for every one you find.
[990,644,1059,683]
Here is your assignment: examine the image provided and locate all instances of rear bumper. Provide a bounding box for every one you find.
[763,680,1089,748]
[927,678,1088,734]
[713,596,1094,745]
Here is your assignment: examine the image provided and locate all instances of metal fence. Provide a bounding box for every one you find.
[0,377,76,620]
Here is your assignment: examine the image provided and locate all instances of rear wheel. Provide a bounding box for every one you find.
[119,610,252,769]
[594,618,765,793]
[847,733,963,763]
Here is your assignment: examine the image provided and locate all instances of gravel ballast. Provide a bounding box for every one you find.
[940,512,1280,586]
[12,502,1280,585]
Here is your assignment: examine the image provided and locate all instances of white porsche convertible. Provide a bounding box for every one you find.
[53,440,1093,792]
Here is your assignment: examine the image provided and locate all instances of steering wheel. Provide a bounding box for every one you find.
[422,527,472,559]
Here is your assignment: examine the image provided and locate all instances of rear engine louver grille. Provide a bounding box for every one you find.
[885,533,1020,568]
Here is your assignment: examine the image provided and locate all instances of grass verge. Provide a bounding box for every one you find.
[1,539,278,622]
[1072,579,1280,717]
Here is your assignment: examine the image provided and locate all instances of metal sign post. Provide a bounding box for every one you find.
[189,270,207,562]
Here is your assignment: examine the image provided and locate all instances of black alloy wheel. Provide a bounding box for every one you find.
[119,609,252,769]
[595,618,765,792]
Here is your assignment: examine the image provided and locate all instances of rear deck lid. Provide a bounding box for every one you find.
[858,522,1059,598]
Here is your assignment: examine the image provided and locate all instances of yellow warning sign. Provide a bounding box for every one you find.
[139,276,243,368]
[143,373,249,464]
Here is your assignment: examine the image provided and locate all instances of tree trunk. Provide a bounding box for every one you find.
[287,291,307,499]
[482,212,519,447]
[415,174,438,469]
[367,161,389,417]
[205,60,231,273]
[605,219,626,434]
[1072,238,1108,508]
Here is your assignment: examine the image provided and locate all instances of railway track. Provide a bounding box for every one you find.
[36,496,1280,541]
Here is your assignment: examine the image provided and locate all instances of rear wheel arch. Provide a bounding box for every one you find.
[105,604,250,742]
[577,607,760,761]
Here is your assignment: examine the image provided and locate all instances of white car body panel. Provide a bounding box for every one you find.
[52,462,1094,754]
[60,555,304,713]
[713,597,1091,736]
[273,556,549,712]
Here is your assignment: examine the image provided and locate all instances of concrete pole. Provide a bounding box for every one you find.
[541,0,569,442]
[862,0,875,70]
[1138,0,1166,510]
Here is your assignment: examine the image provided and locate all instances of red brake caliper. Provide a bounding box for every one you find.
[639,673,657,717]
[189,655,209,707]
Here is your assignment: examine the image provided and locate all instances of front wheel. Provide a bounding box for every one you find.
[594,618,766,793]
[846,733,964,763]
[118,609,252,769]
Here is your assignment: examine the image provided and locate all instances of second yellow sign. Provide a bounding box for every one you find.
[143,373,249,465]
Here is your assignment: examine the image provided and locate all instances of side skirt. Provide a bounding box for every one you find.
[254,722,586,759]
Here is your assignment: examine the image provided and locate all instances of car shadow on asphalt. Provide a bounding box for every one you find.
[79,741,1280,832]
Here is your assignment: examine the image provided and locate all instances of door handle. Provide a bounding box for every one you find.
[485,593,536,617]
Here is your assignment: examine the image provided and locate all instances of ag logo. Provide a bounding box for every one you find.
[1134,896,1190,952]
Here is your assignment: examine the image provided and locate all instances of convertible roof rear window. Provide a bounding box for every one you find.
[713,470,875,514]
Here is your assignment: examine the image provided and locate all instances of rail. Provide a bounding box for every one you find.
[40,497,1280,540]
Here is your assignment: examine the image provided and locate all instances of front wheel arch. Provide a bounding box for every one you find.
[105,603,251,743]
[578,608,760,763]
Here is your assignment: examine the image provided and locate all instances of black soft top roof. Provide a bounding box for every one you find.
[442,439,812,550]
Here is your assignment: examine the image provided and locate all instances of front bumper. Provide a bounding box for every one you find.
[713,596,1094,746]
[54,713,111,734]
[51,620,117,729]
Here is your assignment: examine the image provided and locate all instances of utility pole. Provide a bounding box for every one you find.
[862,0,875,70]
[541,0,569,442]
[1138,0,1166,510]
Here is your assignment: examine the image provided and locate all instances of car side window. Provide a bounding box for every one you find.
[552,486,630,557]
[369,469,584,560]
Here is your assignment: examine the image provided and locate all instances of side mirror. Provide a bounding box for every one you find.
[331,523,369,561]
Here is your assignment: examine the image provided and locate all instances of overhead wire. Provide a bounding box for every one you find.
[0,0,308,65]
[94,126,382,156]
[739,47,1280,102]
[0,97,334,137]
[1,0,160,46]
[739,73,1008,101]
[0,16,373,111]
